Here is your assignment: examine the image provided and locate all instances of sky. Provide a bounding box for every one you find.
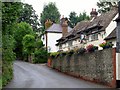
[23,0,99,18]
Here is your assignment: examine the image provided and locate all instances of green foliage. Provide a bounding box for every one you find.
[0,77,1,89]
[68,11,90,28]
[35,39,44,49]
[99,42,113,49]
[22,34,35,55]
[13,22,34,58]
[33,48,48,63]
[2,2,22,35]
[2,35,16,61]
[50,52,59,58]
[18,3,40,32]
[40,2,60,29]
[13,22,34,43]
[2,2,22,87]
[68,12,78,28]
[2,61,13,87]
[97,0,118,14]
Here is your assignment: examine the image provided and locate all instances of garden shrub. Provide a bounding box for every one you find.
[33,48,48,63]
[2,35,16,87]
[50,52,59,58]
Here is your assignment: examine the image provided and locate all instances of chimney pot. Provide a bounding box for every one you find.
[90,8,98,19]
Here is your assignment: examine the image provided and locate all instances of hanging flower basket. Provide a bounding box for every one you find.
[86,44,98,52]
[99,42,113,49]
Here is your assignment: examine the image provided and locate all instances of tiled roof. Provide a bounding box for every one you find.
[104,28,116,40]
[46,24,72,33]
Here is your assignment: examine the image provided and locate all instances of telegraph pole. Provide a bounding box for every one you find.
[115,1,120,88]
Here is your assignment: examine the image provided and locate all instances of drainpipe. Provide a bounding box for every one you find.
[45,31,48,51]
[115,1,120,88]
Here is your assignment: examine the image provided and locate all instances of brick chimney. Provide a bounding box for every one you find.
[90,8,98,19]
[60,16,68,37]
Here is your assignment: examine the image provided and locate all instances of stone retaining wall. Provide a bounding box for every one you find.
[49,48,116,87]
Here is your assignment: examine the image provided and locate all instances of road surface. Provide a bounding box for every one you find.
[5,60,109,88]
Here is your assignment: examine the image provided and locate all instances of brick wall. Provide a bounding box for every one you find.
[49,48,116,87]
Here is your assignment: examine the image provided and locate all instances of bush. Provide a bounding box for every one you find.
[2,35,16,87]
[50,52,59,58]
[33,48,48,63]
[2,61,13,87]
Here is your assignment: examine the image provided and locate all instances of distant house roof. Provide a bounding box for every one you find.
[45,24,72,33]
[104,28,116,40]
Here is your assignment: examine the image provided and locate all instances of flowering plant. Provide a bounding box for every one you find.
[99,42,113,49]
[86,44,98,52]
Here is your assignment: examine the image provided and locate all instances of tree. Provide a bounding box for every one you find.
[33,39,47,63]
[22,34,35,62]
[2,2,22,35]
[35,39,44,49]
[68,11,90,28]
[2,2,22,86]
[18,3,40,32]
[40,2,60,29]
[13,22,34,59]
[97,0,118,14]
[68,12,78,28]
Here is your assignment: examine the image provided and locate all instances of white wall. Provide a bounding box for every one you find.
[106,14,118,36]
[116,53,120,80]
[47,33,62,52]
[84,14,118,49]
[57,14,118,52]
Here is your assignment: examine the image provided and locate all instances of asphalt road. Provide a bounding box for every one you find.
[5,60,109,88]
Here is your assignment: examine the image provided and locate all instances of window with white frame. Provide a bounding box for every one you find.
[91,33,98,41]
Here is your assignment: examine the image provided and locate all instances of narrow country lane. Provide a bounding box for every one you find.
[5,60,109,88]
